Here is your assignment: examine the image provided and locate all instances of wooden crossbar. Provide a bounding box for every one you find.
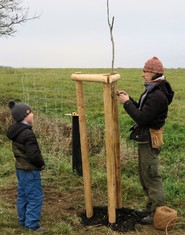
[71,73,120,84]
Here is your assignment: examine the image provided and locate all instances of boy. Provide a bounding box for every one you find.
[7,100,46,231]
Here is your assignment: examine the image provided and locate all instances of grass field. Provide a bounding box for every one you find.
[0,68,185,234]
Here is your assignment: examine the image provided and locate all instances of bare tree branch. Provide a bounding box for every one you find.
[107,0,115,74]
[0,0,39,37]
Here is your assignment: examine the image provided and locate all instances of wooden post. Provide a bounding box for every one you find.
[75,81,93,218]
[71,73,121,223]
[112,82,122,208]
[103,83,116,223]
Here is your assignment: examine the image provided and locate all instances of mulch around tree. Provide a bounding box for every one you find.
[80,206,149,233]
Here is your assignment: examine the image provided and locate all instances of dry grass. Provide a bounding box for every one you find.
[0,107,106,158]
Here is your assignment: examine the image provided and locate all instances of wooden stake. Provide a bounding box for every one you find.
[103,83,116,223]
[75,81,93,218]
[112,82,122,208]
[72,73,121,223]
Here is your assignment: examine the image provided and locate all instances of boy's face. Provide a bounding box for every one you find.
[24,112,34,125]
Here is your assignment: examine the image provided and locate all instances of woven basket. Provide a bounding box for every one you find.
[153,206,177,230]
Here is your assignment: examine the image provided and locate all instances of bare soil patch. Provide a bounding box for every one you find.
[0,185,184,235]
[81,206,148,232]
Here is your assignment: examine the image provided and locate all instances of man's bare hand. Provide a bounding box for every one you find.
[117,90,129,104]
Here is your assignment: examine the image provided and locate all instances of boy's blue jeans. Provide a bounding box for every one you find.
[16,169,43,230]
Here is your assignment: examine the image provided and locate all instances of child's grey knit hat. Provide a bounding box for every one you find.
[8,100,32,122]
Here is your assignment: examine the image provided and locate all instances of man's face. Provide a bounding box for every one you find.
[142,70,154,83]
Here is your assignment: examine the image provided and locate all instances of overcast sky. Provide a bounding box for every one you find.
[1,0,185,68]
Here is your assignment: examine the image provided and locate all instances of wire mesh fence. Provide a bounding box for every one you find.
[17,72,138,161]
[21,73,64,118]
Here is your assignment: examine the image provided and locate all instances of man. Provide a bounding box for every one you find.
[118,56,174,224]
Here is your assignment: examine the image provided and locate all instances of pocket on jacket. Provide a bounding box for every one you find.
[130,124,150,143]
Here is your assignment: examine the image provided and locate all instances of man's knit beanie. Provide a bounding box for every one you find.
[143,56,164,74]
[8,100,32,122]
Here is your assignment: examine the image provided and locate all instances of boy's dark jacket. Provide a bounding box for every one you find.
[7,122,45,171]
[124,80,174,129]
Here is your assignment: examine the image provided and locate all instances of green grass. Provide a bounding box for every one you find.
[0,67,185,234]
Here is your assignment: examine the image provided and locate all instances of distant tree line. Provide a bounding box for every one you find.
[0,65,12,68]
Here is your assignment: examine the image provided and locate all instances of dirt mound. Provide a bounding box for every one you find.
[80,206,149,233]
